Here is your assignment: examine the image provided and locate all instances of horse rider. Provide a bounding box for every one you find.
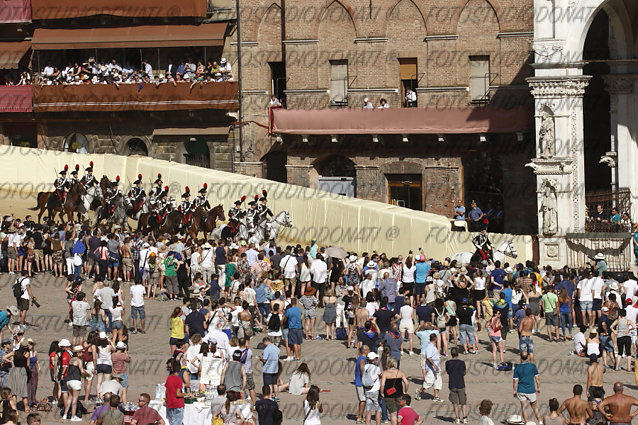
[472,228,493,262]
[105,176,122,214]
[149,173,163,206]
[69,164,80,185]
[80,161,97,188]
[152,186,170,224]
[256,190,273,227]
[246,197,258,234]
[192,183,209,211]
[54,164,69,203]
[178,186,194,227]
[127,174,146,213]
[228,196,246,235]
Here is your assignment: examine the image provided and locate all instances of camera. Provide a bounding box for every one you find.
[31,299,40,308]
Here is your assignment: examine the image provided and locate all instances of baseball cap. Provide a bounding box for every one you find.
[347,286,354,291]
[116,341,127,349]
[367,352,378,360]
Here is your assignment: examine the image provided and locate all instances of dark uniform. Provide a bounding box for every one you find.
[152,186,170,223]
[80,162,97,188]
[106,177,122,214]
[245,198,258,233]
[69,164,80,185]
[149,174,163,207]
[192,184,208,210]
[228,197,245,235]
[127,174,146,212]
[178,187,193,225]
[472,231,493,261]
[256,191,273,226]
[54,165,69,202]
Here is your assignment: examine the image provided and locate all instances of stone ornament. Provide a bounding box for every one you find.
[541,178,558,235]
[539,109,555,158]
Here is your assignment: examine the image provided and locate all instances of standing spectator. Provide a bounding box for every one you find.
[611,309,635,371]
[215,240,227,284]
[130,393,164,425]
[129,279,146,334]
[354,346,369,423]
[397,395,422,425]
[456,298,475,354]
[558,288,573,340]
[221,350,246,395]
[578,271,595,327]
[454,200,466,220]
[111,342,130,404]
[260,337,280,401]
[163,252,179,301]
[15,270,34,325]
[26,340,39,409]
[310,255,327,306]
[164,360,185,425]
[302,385,323,425]
[300,287,318,340]
[416,333,443,402]
[71,292,90,346]
[488,310,504,369]
[445,347,467,424]
[255,385,278,425]
[512,351,542,424]
[379,356,408,424]
[95,332,114,398]
[285,298,303,361]
[363,351,381,425]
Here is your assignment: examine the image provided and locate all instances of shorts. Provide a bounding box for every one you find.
[112,320,124,330]
[119,373,128,388]
[356,386,366,402]
[490,336,502,343]
[122,258,133,269]
[131,306,146,320]
[593,299,603,311]
[17,298,29,311]
[288,328,303,345]
[88,257,97,266]
[283,277,296,288]
[60,379,68,393]
[580,301,593,311]
[263,373,277,386]
[169,337,188,346]
[72,325,87,339]
[365,390,381,412]
[402,283,414,297]
[423,369,442,391]
[245,373,255,390]
[473,289,486,301]
[449,388,467,405]
[96,364,112,374]
[399,322,415,334]
[545,313,559,327]
[519,336,534,354]
[7,247,16,260]
[303,309,316,319]
[414,283,426,296]
[385,397,401,414]
[282,328,289,341]
[84,362,94,380]
[517,392,537,403]
[67,379,82,391]
[599,335,614,352]
[34,249,43,261]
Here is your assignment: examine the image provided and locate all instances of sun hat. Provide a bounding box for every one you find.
[116,341,127,350]
[304,287,317,296]
[367,261,376,268]
[367,352,378,360]
[202,242,212,249]
[59,339,71,347]
[507,415,524,425]
[347,286,354,291]
[73,345,83,352]
[594,253,605,260]
[349,255,357,262]
[99,332,107,339]
[610,282,619,290]
[6,306,18,316]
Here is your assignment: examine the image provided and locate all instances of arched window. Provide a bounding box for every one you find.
[126,138,148,156]
[64,133,89,154]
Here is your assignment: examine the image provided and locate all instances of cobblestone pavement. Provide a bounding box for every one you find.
[4,272,636,425]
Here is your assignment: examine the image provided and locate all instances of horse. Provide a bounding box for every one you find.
[93,193,128,230]
[451,240,518,267]
[266,211,293,242]
[149,210,183,236]
[186,204,226,241]
[212,219,249,242]
[29,190,56,223]
[81,184,103,220]
[62,182,88,223]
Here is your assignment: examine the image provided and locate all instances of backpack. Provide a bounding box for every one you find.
[12,278,25,299]
[362,363,378,389]
[268,314,281,332]
[608,303,620,322]
[348,266,360,286]
[148,255,156,273]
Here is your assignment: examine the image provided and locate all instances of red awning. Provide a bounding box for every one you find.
[31,0,206,19]
[0,0,31,23]
[0,86,33,113]
[271,106,533,135]
[0,41,31,69]
[31,23,227,50]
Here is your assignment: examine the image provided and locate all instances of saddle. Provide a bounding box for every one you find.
[228,219,241,235]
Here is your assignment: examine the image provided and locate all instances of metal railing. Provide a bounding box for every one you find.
[184,153,210,168]
[585,188,632,233]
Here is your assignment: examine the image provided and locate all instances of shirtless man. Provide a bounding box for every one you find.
[558,384,593,425]
[238,302,254,337]
[586,354,606,401]
[354,299,369,349]
[270,291,284,313]
[597,382,638,425]
[518,308,536,362]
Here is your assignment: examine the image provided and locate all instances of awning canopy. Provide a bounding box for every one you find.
[0,86,33,113]
[0,0,31,23]
[0,41,31,69]
[153,127,230,136]
[31,0,206,20]
[31,23,227,50]
[271,106,533,135]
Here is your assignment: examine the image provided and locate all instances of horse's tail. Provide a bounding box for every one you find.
[28,192,46,210]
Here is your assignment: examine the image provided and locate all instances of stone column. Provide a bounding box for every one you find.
[285,164,313,188]
[527,76,590,267]
[354,165,382,202]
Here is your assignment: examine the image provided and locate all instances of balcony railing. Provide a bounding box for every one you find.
[30,0,207,20]
[0,86,33,113]
[585,188,632,233]
[32,81,238,112]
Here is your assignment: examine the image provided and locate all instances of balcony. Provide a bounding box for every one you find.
[30,0,207,20]
[32,81,237,112]
[0,0,31,23]
[0,86,33,113]
[585,188,633,233]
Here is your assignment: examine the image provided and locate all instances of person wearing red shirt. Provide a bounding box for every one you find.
[164,359,185,425]
[397,395,422,425]
[131,393,164,425]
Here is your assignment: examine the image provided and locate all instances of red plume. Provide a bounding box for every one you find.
[262,190,267,197]
[90,161,93,167]
[157,173,162,179]
[75,164,80,171]
[138,174,142,179]
[185,186,190,192]
[164,186,169,191]
[64,164,68,171]
[254,195,258,201]
[116,176,120,181]
[241,195,246,202]
[203,183,207,188]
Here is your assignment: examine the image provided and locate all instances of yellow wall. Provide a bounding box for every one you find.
[3,147,533,260]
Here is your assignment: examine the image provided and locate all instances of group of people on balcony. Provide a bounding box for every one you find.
[453,199,504,233]
[0,70,31,86]
[588,204,633,233]
[34,56,233,87]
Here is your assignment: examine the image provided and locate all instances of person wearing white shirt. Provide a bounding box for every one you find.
[360,272,375,299]
[129,280,146,334]
[624,277,638,301]
[591,275,605,319]
[399,303,415,355]
[577,272,595,327]
[280,250,298,296]
[200,244,214,283]
[245,246,259,267]
[43,65,54,76]
[363,352,382,425]
[310,257,328,304]
[190,248,201,279]
[243,283,257,307]
[204,324,231,360]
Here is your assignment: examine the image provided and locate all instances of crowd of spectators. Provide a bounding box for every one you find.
[0,70,31,86]
[32,57,232,88]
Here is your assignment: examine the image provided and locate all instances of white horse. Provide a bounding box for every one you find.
[81,185,103,220]
[211,219,249,242]
[267,211,293,241]
[451,240,518,267]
